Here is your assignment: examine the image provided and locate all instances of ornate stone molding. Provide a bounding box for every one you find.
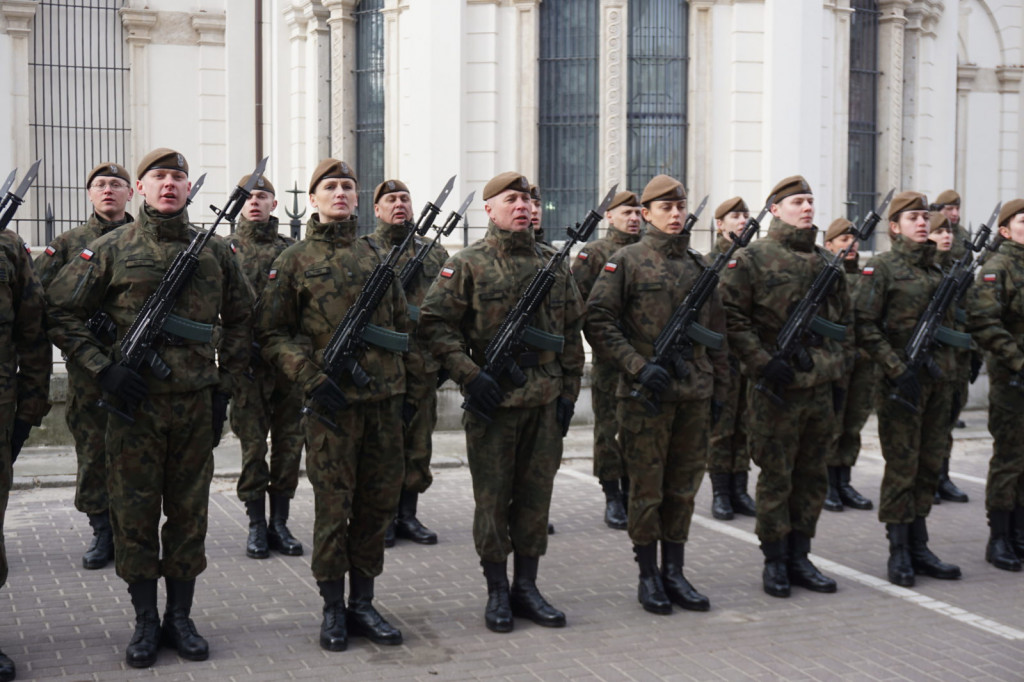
[119,7,158,45]
[190,12,226,47]
[957,63,979,93]
[996,65,1024,94]
[600,0,627,192]
[0,0,37,38]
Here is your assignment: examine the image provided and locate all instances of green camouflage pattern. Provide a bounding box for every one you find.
[1,403,14,588]
[570,227,640,302]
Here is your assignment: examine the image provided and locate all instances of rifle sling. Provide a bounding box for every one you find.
[809,315,847,342]
[935,325,972,350]
[362,323,410,352]
[162,313,214,343]
[522,325,564,353]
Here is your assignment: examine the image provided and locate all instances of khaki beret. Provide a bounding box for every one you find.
[714,196,748,221]
[309,158,357,193]
[373,179,410,204]
[934,189,960,207]
[641,175,686,205]
[483,171,531,201]
[528,184,541,201]
[86,162,131,188]
[239,174,275,196]
[998,199,1024,227]
[137,148,188,179]
[768,175,812,204]
[825,217,855,242]
[929,212,951,233]
[888,191,928,220]
[607,191,640,211]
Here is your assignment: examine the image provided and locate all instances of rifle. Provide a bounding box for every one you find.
[98,159,267,422]
[629,196,770,415]
[953,211,1002,304]
[301,177,456,431]
[0,160,41,232]
[400,191,474,295]
[681,195,709,236]
[756,188,894,406]
[462,184,618,422]
[889,201,1001,413]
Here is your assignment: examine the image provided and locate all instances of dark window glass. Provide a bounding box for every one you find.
[355,0,384,235]
[848,0,880,227]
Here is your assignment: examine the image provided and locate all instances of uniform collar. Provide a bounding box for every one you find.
[607,227,640,246]
[641,226,691,258]
[484,220,537,256]
[374,218,414,248]
[237,215,281,243]
[892,234,938,268]
[139,204,191,242]
[306,213,358,246]
[89,211,134,234]
[767,217,819,252]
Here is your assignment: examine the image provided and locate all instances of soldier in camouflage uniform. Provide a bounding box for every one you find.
[366,179,446,548]
[1,229,52,682]
[226,174,305,561]
[966,199,1024,572]
[720,175,850,598]
[854,191,963,587]
[46,148,252,668]
[586,175,728,615]
[529,184,547,246]
[258,159,410,652]
[35,162,134,571]
[821,217,874,513]
[571,190,642,530]
[419,171,585,633]
[705,196,758,521]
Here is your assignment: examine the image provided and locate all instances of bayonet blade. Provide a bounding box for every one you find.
[187,173,207,205]
[11,159,41,200]
[241,157,270,194]
[690,194,709,220]
[0,169,16,198]
[874,188,895,218]
[454,191,474,219]
[982,202,1002,230]
[596,184,619,214]
[432,175,456,209]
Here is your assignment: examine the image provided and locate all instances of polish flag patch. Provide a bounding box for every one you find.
[727,259,737,269]
[268,269,277,280]
[604,262,617,273]
[23,244,31,254]
[862,266,875,276]
[577,251,589,261]
[440,266,455,279]
[983,273,997,282]
[230,242,238,254]
[79,248,94,261]
[44,245,56,256]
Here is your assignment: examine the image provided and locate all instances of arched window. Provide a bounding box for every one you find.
[355,0,384,234]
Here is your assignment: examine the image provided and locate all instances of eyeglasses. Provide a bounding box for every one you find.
[90,180,129,191]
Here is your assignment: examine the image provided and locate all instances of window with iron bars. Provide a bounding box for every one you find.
[847,0,880,235]
[355,0,384,236]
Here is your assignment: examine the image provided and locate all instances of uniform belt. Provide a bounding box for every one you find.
[516,350,557,368]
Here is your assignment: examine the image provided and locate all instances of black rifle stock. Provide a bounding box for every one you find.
[461,184,618,422]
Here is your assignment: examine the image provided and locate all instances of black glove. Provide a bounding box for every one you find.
[636,363,671,395]
[211,391,230,447]
[832,384,846,413]
[465,370,503,414]
[402,401,416,427]
[98,364,148,404]
[969,351,984,384]
[710,400,724,426]
[891,367,921,406]
[436,368,451,389]
[309,375,347,414]
[760,357,795,387]
[10,419,31,464]
[556,396,574,437]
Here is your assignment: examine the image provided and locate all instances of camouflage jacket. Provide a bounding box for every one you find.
[229,215,294,300]
[257,213,411,403]
[854,235,956,380]
[585,228,729,402]
[966,239,1024,383]
[720,218,853,387]
[44,205,253,395]
[35,212,134,289]
[418,220,585,408]
[0,231,51,424]
[571,227,640,302]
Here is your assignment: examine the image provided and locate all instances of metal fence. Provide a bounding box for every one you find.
[354,0,385,236]
[847,0,880,227]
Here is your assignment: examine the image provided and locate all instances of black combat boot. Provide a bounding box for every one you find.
[760,538,790,598]
[886,523,914,586]
[787,531,837,593]
[267,494,304,555]
[394,490,438,544]
[600,479,627,529]
[634,543,671,614]
[709,473,734,520]
[730,472,757,517]
[0,648,13,682]
[660,542,709,611]
[1013,507,1024,558]
[836,466,873,510]
[909,517,961,580]
[985,510,1021,572]
[244,497,269,559]
[510,554,566,626]
[125,579,161,668]
[83,510,115,569]
[481,560,513,633]
[936,459,969,503]
[347,573,403,644]
[160,578,209,661]
[823,467,844,512]
[317,580,347,651]
[384,519,396,547]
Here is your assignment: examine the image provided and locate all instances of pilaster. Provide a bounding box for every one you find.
[514,0,540,179]
[688,0,713,203]
[381,0,404,177]
[996,65,1023,197]
[876,0,908,195]
[0,0,38,227]
[954,63,977,195]
[119,7,157,177]
[324,0,358,163]
[190,12,227,190]
[599,0,627,195]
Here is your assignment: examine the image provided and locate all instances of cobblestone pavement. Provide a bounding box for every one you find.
[2,412,1022,681]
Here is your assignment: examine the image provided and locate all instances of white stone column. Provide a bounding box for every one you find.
[0,0,37,195]
[996,65,1023,198]
[324,0,358,163]
[119,7,157,182]
[954,63,977,197]
[688,0,713,206]
[190,12,227,201]
[599,0,627,194]
[381,0,404,177]
[303,1,331,162]
[283,4,310,189]
[514,0,540,180]
[877,0,908,195]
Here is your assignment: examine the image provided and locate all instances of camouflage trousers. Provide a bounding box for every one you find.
[707,359,749,474]
[591,361,625,481]
[231,364,304,501]
[464,401,563,562]
[305,396,404,582]
[106,389,215,583]
[66,364,109,514]
[402,375,438,494]
[876,378,955,524]
[747,382,833,542]
[0,402,13,588]
[618,397,708,546]
[985,380,1024,512]
[826,354,875,468]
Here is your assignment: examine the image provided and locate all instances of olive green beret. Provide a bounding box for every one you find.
[998,199,1024,228]
[309,158,357,193]
[136,148,188,179]
[714,196,748,220]
[238,174,275,195]
[373,179,409,204]
[528,184,541,201]
[607,191,640,211]
[483,172,531,201]
[825,217,855,242]
[86,162,131,188]
[929,212,951,233]
[768,175,812,204]
[640,175,686,205]
[889,191,928,220]
[934,189,960,207]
